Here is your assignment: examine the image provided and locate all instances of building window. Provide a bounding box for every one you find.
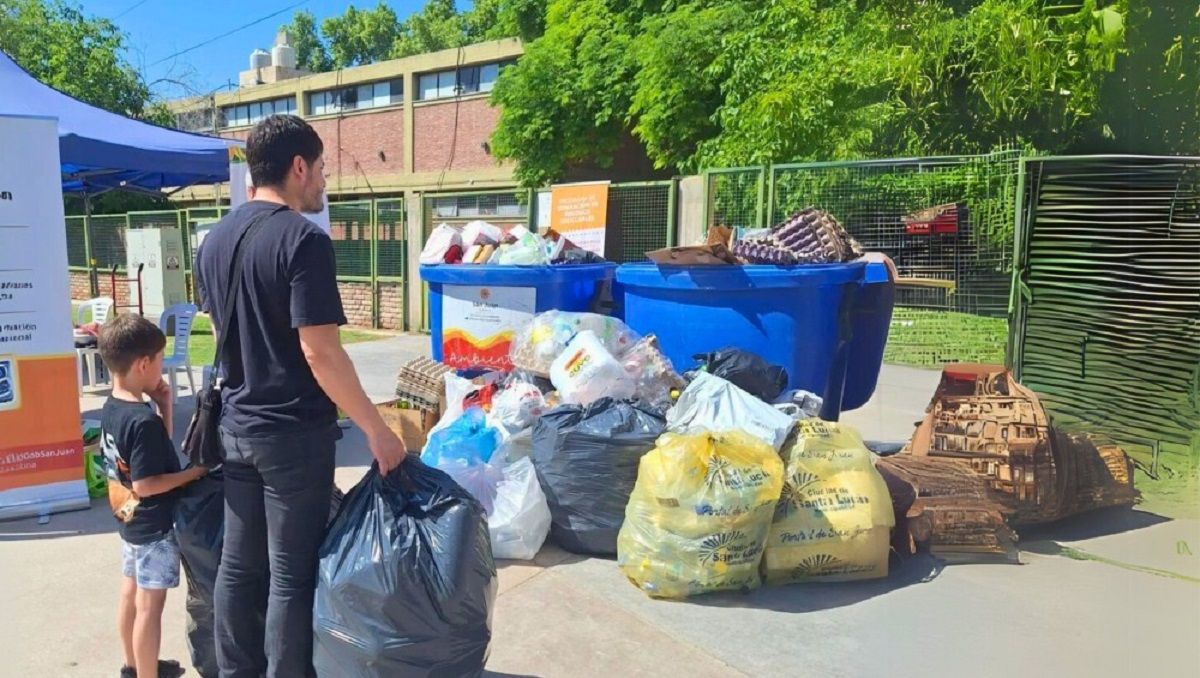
[310,78,403,116]
[417,59,514,101]
[431,193,527,219]
[221,96,296,128]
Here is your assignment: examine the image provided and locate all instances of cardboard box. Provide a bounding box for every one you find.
[376,400,439,452]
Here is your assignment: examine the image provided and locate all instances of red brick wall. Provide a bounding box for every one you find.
[69,271,92,301]
[222,111,405,192]
[310,110,405,190]
[336,280,406,330]
[413,97,501,173]
[378,282,404,330]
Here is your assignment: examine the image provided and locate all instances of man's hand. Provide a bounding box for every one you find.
[187,465,208,482]
[366,425,408,476]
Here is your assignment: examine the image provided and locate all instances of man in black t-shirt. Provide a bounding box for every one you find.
[100,313,207,678]
[195,115,407,678]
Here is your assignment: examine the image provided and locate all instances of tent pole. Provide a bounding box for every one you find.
[83,192,98,297]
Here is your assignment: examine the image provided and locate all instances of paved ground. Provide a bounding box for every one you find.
[2,337,1198,677]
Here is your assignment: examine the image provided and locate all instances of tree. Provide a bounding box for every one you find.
[322,2,400,68]
[283,9,332,72]
[490,0,1154,185]
[0,0,159,118]
[391,0,466,58]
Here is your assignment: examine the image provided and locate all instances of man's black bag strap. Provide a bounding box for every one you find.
[211,204,287,375]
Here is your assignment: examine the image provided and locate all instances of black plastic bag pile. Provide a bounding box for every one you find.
[692,348,789,402]
[531,398,666,555]
[175,473,343,678]
[314,460,497,678]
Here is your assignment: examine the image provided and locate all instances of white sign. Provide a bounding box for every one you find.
[0,114,88,520]
[441,285,536,371]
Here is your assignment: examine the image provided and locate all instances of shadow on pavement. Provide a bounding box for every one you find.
[1016,506,1171,542]
[0,498,116,540]
[688,552,945,614]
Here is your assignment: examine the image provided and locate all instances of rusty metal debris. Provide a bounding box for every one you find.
[880,364,1137,562]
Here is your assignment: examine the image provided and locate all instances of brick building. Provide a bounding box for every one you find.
[170,38,523,200]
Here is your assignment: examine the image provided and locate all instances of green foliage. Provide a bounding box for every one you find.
[0,0,161,118]
[283,9,333,72]
[491,0,1152,185]
[391,0,467,58]
[322,2,401,68]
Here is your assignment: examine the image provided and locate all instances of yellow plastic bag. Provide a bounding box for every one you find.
[764,420,895,584]
[617,431,784,599]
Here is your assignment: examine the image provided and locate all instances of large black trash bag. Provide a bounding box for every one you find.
[692,348,789,402]
[314,460,497,678]
[176,473,344,678]
[531,399,666,556]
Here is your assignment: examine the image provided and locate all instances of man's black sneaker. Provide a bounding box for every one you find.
[118,660,184,678]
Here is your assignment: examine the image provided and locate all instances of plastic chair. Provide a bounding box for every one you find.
[75,297,114,391]
[160,303,199,403]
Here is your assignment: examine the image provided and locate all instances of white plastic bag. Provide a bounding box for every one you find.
[488,457,552,560]
[426,373,475,441]
[550,330,636,405]
[462,220,503,247]
[491,382,546,436]
[496,231,550,265]
[667,372,795,451]
[496,428,535,464]
[420,224,462,265]
[432,457,505,515]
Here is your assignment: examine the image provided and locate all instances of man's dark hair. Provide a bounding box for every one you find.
[246,115,323,188]
[98,313,167,375]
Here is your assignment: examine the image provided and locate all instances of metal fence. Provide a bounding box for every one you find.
[705,150,1021,366]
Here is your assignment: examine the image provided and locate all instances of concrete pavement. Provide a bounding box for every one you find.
[1,337,1197,677]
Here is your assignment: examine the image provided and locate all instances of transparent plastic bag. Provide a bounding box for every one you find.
[549,330,637,405]
[488,457,552,560]
[423,408,500,467]
[617,431,784,599]
[667,372,795,451]
[491,382,547,435]
[510,311,640,376]
[764,420,895,584]
[620,335,686,411]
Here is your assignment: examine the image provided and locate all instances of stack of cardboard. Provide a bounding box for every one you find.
[879,364,1137,563]
[376,357,454,452]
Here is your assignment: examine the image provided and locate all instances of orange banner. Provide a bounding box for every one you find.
[550,181,609,256]
[0,356,84,492]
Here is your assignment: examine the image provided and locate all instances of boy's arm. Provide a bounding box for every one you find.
[132,467,205,497]
[126,419,202,498]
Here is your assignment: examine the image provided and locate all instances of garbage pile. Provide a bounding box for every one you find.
[421,220,606,266]
[648,206,863,266]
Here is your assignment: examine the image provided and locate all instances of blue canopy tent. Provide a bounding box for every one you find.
[0,49,240,195]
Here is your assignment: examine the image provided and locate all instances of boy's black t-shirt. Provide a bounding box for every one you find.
[195,201,347,437]
[101,397,182,545]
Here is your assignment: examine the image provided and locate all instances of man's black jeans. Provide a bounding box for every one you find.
[214,426,337,678]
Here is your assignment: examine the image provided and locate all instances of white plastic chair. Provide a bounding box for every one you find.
[160,303,199,403]
[75,297,114,391]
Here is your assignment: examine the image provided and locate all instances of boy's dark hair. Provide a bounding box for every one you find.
[246,115,323,188]
[98,313,166,375]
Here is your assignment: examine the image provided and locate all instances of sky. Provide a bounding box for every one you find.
[75,0,474,100]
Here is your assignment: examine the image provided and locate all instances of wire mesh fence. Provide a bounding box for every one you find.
[375,198,407,280]
[705,167,764,232]
[327,201,374,278]
[607,181,674,263]
[65,216,88,268]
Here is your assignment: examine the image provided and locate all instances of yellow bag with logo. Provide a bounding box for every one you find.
[764,420,895,584]
[617,431,784,599]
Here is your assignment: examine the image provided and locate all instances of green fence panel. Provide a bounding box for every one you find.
[375,198,407,280]
[1011,156,1200,486]
[89,214,130,272]
[65,215,88,268]
[607,182,673,263]
[328,201,374,278]
[706,167,764,231]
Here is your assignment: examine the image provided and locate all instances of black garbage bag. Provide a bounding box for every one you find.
[692,348,788,402]
[314,460,497,678]
[531,399,666,556]
[176,473,344,678]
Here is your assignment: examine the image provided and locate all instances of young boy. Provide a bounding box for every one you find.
[99,313,206,678]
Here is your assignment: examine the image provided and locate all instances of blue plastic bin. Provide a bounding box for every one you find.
[615,262,894,419]
[420,264,617,370]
